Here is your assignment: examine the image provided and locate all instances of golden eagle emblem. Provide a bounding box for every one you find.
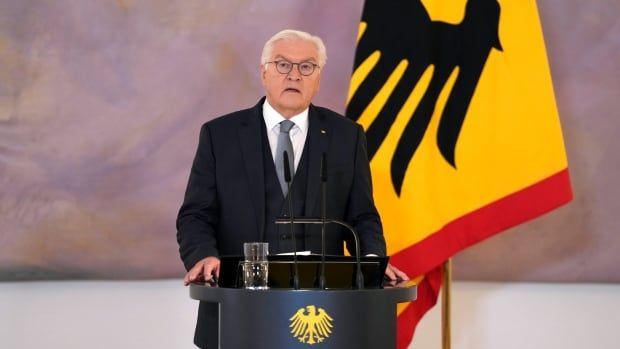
[289,305,334,345]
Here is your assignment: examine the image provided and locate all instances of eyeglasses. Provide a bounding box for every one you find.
[266,60,320,76]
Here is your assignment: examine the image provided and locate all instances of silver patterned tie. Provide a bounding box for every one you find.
[275,120,295,196]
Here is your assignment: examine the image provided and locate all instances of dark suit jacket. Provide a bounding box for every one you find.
[177,97,386,265]
[176,98,386,347]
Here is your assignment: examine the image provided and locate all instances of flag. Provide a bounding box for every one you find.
[345,1,573,347]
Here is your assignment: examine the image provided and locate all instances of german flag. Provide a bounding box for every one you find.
[345,1,573,347]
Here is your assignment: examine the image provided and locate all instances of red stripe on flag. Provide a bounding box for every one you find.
[393,168,572,346]
[392,168,572,276]
[397,266,443,349]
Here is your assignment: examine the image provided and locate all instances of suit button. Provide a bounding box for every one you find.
[280,234,288,240]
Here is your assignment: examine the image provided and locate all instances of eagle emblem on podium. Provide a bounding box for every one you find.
[289,305,334,345]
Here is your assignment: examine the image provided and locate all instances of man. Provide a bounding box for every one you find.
[177,29,408,348]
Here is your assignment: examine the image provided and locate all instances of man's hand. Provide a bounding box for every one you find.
[184,256,221,286]
[384,263,409,281]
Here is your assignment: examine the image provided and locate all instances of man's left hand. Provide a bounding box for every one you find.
[384,263,409,281]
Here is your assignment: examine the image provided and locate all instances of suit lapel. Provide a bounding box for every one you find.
[239,100,266,241]
[304,105,329,218]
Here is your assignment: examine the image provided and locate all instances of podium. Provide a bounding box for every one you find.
[189,281,416,348]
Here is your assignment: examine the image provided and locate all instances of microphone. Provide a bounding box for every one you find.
[274,220,365,289]
[283,151,300,290]
[318,153,327,289]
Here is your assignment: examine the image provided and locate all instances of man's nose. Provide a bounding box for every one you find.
[287,67,302,80]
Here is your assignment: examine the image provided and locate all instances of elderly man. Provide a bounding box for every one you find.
[177,29,408,348]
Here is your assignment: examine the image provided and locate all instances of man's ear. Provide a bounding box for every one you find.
[260,64,267,84]
[313,72,321,96]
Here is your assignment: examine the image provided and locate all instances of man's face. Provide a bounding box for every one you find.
[261,39,321,118]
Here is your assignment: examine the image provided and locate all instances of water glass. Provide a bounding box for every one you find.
[242,242,269,289]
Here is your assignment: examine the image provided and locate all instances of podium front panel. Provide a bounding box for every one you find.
[190,285,416,349]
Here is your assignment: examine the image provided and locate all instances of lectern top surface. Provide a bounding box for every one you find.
[218,254,389,289]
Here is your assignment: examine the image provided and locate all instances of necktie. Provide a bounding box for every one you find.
[275,120,295,196]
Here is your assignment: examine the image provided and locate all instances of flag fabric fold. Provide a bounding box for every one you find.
[345,1,572,347]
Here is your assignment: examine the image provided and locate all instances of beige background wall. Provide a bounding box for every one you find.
[0,0,618,282]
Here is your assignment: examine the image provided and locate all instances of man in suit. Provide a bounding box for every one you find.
[177,29,408,348]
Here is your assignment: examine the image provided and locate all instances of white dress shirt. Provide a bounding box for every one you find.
[262,99,309,172]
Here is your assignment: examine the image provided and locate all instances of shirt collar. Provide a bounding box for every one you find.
[262,98,309,133]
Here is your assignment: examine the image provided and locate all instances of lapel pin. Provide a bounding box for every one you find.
[320,129,326,134]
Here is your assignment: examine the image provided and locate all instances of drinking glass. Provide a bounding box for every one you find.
[242,242,269,289]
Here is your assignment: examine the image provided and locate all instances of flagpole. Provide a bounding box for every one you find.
[442,258,452,349]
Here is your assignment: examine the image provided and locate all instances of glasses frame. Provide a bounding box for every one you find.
[265,60,320,76]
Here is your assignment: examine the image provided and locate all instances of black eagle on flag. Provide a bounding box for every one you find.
[346,0,503,195]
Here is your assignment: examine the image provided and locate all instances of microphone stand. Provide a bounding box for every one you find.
[318,153,327,289]
[275,217,365,289]
[283,151,300,290]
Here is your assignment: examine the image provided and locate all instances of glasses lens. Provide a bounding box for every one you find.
[275,61,292,74]
[299,63,315,76]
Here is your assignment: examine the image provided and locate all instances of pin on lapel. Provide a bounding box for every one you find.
[320,129,326,134]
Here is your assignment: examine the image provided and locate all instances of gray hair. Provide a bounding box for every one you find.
[261,29,327,67]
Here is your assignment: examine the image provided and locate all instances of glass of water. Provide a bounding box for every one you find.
[243,242,269,289]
